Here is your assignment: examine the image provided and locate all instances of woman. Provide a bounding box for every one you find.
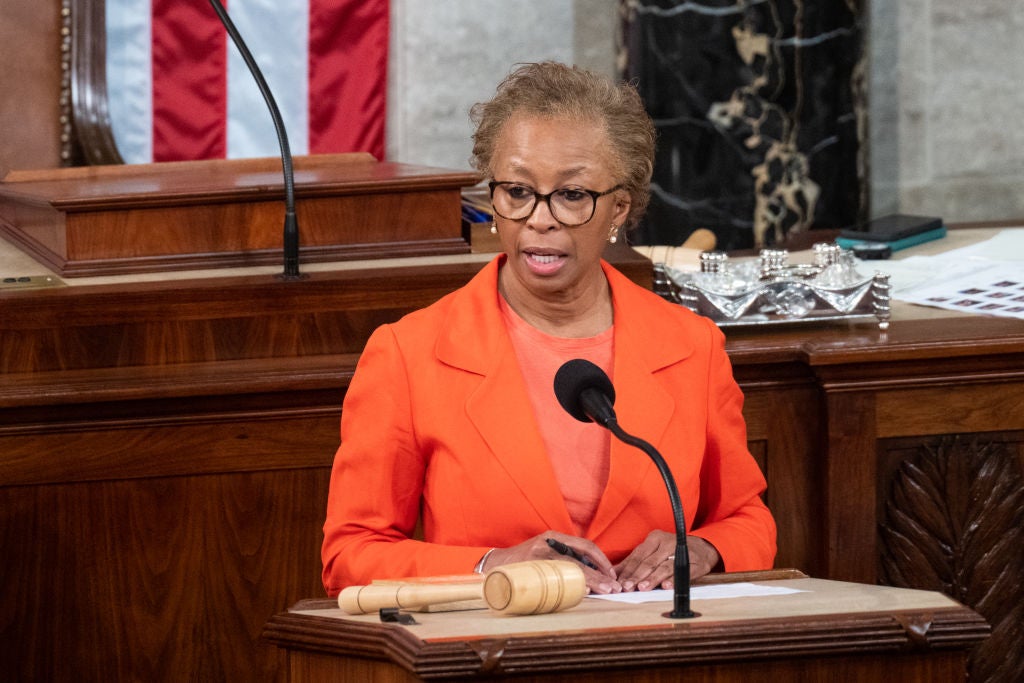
[322,62,776,596]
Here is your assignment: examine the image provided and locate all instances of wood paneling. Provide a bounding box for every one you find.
[822,391,879,582]
[1,407,339,487]
[2,468,329,681]
[285,652,975,683]
[0,265,475,373]
[875,383,1024,437]
[0,245,652,374]
[740,384,821,574]
[877,434,1024,683]
[0,367,339,681]
[1,245,1021,681]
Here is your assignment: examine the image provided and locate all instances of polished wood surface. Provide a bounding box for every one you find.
[0,155,481,276]
[0,231,1020,681]
[264,572,988,682]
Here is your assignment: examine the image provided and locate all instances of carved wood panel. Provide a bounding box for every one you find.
[879,433,1024,683]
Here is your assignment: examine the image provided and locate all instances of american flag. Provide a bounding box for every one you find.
[105,0,389,163]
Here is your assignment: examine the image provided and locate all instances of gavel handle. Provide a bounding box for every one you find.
[680,228,716,251]
[338,582,482,615]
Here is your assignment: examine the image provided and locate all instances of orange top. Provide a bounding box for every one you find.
[499,295,613,535]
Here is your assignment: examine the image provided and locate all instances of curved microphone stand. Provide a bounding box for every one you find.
[553,358,698,619]
[208,0,302,280]
[605,420,698,619]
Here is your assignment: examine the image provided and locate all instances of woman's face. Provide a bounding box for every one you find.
[490,114,630,303]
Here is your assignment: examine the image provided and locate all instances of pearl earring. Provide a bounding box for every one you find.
[490,222,498,235]
[608,224,618,244]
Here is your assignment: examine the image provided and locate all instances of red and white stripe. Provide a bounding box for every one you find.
[106,0,388,163]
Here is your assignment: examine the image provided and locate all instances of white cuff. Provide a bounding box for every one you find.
[473,548,496,574]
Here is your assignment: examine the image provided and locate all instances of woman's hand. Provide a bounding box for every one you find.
[614,530,721,591]
[481,532,621,594]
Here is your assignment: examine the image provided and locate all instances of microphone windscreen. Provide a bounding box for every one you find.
[553,359,616,423]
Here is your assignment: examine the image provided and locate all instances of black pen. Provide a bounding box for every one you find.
[546,538,598,570]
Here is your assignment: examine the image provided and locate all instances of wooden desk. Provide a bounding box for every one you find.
[0,228,1020,681]
[263,572,988,682]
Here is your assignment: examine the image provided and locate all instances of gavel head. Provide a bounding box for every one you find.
[483,560,587,615]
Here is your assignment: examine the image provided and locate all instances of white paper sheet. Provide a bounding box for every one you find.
[878,230,1024,319]
[586,582,807,604]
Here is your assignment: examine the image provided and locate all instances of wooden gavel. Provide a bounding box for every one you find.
[338,560,587,616]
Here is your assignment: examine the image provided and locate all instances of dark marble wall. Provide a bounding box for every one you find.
[621,0,866,250]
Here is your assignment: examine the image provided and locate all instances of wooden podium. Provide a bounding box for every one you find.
[0,154,480,277]
[263,571,988,682]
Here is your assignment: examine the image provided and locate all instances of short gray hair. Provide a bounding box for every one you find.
[470,61,656,230]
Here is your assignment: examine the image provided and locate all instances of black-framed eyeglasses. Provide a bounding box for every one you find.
[488,181,622,227]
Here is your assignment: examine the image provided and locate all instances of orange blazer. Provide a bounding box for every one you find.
[322,257,776,594]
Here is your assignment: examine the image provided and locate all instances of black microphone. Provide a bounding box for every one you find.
[553,359,698,619]
[208,0,303,280]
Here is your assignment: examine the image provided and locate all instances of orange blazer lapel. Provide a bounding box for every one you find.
[436,258,575,533]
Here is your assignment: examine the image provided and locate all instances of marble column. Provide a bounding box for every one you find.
[621,0,866,249]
